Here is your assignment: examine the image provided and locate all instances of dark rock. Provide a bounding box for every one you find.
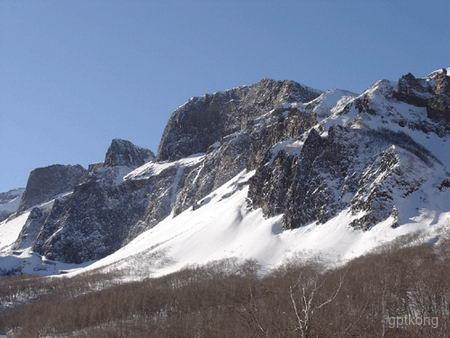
[157,79,320,161]
[427,72,450,122]
[18,165,87,212]
[33,179,148,263]
[393,73,431,107]
[104,139,155,168]
[394,71,450,123]
[249,127,435,230]
[173,132,253,216]
[13,206,51,250]
[31,157,201,263]
[438,178,450,191]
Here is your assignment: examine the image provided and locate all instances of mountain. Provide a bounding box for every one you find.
[0,69,449,277]
[0,188,24,222]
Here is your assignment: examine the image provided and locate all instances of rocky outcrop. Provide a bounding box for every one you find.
[18,165,87,212]
[32,179,149,263]
[249,126,437,230]
[21,140,192,263]
[30,158,201,263]
[171,90,319,215]
[13,205,52,251]
[157,79,321,161]
[394,70,450,124]
[104,139,155,168]
[428,71,450,122]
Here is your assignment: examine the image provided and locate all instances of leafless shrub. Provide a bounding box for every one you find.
[0,243,449,337]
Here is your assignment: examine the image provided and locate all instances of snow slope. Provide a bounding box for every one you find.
[0,212,30,252]
[67,169,450,280]
[0,194,95,275]
[1,146,449,277]
[124,154,205,181]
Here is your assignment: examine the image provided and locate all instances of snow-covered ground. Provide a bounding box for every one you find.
[0,195,93,275]
[0,212,30,252]
[67,168,449,280]
[4,167,448,278]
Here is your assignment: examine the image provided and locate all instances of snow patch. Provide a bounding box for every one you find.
[124,154,205,180]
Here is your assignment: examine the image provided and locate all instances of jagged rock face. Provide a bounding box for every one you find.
[0,188,24,222]
[22,80,321,263]
[157,79,320,161]
[172,102,318,215]
[29,154,200,263]
[18,165,87,212]
[394,73,431,106]
[32,179,149,263]
[428,72,450,122]
[394,70,450,124]
[104,139,155,168]
[173,133,252,215]
[249,127,353,229]
[135,161,200,237]
[248,126,437,230]
[12,140,157,262]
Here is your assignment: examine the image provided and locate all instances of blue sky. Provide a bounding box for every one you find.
[1,0,449,191]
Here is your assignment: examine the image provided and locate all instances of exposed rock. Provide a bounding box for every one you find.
[33,179,149,263]
[13,206,51,250]
[393,73,431,107]
[18,165,87,212]
[438,178,450,191]
[24,80,321,263]
[394,70,450,124]
[104,139,155,168]
[157,79,321,161]
[29,153,200,263]
[427,72,450,122]
[173,132,252,215]
[172,96,318,216]
[249,127,436,230]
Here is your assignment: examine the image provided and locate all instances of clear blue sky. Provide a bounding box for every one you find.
[1,0,449,191]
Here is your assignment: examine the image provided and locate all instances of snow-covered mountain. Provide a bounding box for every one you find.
[1,69,449,277]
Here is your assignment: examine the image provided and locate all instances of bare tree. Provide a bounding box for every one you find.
[289,270,346,338]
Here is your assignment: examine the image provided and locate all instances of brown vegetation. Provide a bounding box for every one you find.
[1,239,449,337]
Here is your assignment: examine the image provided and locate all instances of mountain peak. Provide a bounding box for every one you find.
[157,79,321,161]
[104,139,155,168]
[18,164,87,212]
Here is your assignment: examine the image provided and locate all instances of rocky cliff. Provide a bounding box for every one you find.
[157,79,321,161]
[104,138,155,167]
[18,164,87,212]
[15,79,321,263]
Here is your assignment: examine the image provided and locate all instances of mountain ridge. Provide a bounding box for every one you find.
[0,69,449,276]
